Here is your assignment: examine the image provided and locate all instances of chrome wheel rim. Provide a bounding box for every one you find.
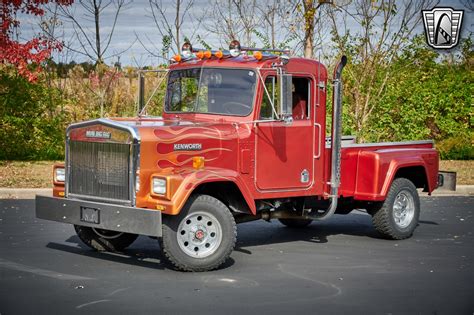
[177,211,222,258]
[393,190,415,229]
[92,228,124,239]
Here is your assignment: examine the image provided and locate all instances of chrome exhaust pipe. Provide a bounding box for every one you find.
[308,55,347,221]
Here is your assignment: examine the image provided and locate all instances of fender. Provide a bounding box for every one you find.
[144,167,256,215]
[354,149,436,201]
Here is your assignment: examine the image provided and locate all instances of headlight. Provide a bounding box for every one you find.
[55,168,65,182]
[152,178,166,195]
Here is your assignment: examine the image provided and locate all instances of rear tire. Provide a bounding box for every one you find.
[371,178,420,240]
[74,225,138,252]
[278,218,312,228]
[161,194,236,272]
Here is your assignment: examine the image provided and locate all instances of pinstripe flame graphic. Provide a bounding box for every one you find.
[146,123,250,215]
[156,147,231,167]
[153,125,238,170]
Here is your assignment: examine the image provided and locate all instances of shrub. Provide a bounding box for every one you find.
[437,134,474,160]
[0,71,67,160]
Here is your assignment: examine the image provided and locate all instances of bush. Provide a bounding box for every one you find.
[0,72,67,160]
[437,135,474,160]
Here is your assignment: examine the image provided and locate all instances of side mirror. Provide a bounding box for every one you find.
[279,73,293,121]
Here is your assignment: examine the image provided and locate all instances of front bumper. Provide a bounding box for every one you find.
[35,195,162,237]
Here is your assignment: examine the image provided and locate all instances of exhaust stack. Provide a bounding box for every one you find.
[309,55,347,220]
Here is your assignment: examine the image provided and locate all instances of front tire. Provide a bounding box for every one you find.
[74,225,138,252]
[371,178,420,240]
[161,194,237,272]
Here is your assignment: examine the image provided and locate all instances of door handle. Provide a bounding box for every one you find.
[314,123,322,159]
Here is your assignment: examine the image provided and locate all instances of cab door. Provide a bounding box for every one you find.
[255,76,314,191]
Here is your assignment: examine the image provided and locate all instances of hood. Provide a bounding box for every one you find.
[66,117,250,171]
[67,117,244,143]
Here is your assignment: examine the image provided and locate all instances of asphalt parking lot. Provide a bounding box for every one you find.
[0,196,473,314]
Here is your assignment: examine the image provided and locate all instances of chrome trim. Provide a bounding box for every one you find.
[325,140,434,149]
[65,118,141,206]
[66,118,141,142]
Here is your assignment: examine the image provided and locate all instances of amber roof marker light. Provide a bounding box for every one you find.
[253,51,263,60]
[196,51,204,59]
[171,54,182,63]
[214,50,224,59]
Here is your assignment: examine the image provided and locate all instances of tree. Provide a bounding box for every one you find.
[54,0,132,64]
[254,0,297,50]
[198,0,257,48]
[200,0,295,49]
[45,0,133,117]
[147,0,196,55]
[327,0,437,140]
[302,0,321,58]
[0,0,72,81]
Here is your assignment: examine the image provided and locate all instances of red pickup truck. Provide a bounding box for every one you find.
[36,40,439,271]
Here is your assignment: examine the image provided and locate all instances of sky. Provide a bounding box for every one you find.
[17,0,474,66]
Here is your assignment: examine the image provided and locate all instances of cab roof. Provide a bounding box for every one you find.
[169,56,328,80]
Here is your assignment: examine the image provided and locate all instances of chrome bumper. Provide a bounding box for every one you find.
[35,195,162,237]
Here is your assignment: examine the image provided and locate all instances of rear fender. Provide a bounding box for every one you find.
[354,149,438,201]
[382,152,438,196]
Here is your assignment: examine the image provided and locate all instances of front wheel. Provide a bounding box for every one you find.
[371,178,420,240]
[161,194,237,272]
[74,225,138,252]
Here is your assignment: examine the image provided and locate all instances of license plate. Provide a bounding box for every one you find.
[80,206,100,224]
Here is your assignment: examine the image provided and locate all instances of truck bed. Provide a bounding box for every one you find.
[325,140,439,201]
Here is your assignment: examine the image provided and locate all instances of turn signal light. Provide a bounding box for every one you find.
[192,156,205,169]
[156,204,166,211]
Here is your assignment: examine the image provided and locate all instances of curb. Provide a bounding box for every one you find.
[0,186,473,200]
[425,185,473,197]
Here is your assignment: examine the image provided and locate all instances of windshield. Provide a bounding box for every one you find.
[165,68,256,116]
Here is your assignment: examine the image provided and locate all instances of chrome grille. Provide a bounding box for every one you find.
[68,141,131,202]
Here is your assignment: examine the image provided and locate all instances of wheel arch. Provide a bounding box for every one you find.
[394,166,429,190]
[382,163,430,197]
[166,169,256,216]
[193,181,254,215]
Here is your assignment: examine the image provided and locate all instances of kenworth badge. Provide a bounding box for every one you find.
[173,143,202,151]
